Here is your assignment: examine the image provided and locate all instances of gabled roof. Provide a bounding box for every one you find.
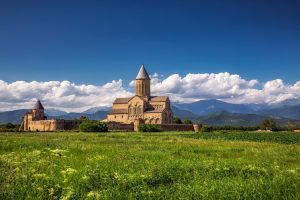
[33,100,44,110]
[113,97,132,104]
[113,96,169,104]
[136,65,150,80]
[149,96,169,102]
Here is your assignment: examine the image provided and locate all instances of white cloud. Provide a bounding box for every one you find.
[0,79,133,112]
[147,72,300,105]
[0,72,299,112]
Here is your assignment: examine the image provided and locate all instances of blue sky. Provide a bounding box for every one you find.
[0,0,299,85]
[1,0,300,111]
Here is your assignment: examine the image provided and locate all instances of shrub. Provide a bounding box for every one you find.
[260,119,278,131]
[139,124,162,132]
[201,125,213,132]
[183,119,193,124]
[79,116,89,121]
[79,120,108,132]
[173,117,183,124]
[0,123,20,132]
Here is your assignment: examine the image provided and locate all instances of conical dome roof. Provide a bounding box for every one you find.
[33,99,44,110]
[136,65,150,80]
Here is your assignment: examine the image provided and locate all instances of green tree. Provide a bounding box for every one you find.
[286,121,300,131]
[4,123,15,129]
[80,120,108,132]
[183,119,193,124]
[260,119,278,131]
[173,117,182,124]
[139,124,162,132]
[0,123,20,132]
[201,125,213,132]
[79,116,89,121]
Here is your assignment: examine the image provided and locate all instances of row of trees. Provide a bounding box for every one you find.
[1,116,299,132]
[172,117,193,124]
[200,119,300,132]
[79,118,108,132]
[0,123,20,132]
[78,117,297,132]
[173,117,300,132]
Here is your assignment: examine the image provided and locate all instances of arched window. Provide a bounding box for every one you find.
[155,118,160,124]
[128,106,132,115]
[137,105,142,115]
[149,118,154,124]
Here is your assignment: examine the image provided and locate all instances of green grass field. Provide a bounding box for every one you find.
[0,131,300,199]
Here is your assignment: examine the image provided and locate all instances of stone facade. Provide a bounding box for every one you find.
[20,100,80,131]
[107,65,173,125]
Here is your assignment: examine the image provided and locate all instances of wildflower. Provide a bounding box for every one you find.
[140,174,148,179]
[13,167,20,172]
[49,149,69,157]
[61,189,74,200]
[61,168,77,175]
[48,188,55,197]
[86,191,100,199]
[32,150,41,156]
[111,172,121,181]
[287,169,296,174]
[88,155,105,161]
[33,173,49,180]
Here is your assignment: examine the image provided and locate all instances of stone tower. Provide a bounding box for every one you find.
[136,65,151,100]
[32,99,45,120]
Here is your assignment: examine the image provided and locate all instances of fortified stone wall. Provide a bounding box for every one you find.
[26,119,80,131]
[28,120,63,131]
[108,121,198,132]
[63,120,81,130]
[107,122,134,131]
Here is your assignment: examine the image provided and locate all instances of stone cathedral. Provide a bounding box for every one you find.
[107,65,173,124]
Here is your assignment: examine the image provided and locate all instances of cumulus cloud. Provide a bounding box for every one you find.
[0,72,299,112]
[0,80,133,112]
[146,72,300,105]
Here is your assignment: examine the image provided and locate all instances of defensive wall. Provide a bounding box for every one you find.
[107,121,199,132]
[26,119,80,131]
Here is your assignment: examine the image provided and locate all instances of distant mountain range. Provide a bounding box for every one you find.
[50,111,107,121]
[175,99,255,115]
[0,109,29,124]
[1,98,300,126]
[0,109,108,124]
[194,110,296,127]
[256,105,300,120]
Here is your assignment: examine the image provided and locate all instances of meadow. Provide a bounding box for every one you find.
[0,131,299,199]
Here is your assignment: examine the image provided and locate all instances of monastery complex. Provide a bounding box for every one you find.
[107,65,173,124]
[20,65,199,132]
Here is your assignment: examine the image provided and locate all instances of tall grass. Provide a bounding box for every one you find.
[0,131,299,199]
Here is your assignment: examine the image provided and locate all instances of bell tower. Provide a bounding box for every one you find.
[136,65,151,99]
[32,99,45,120]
